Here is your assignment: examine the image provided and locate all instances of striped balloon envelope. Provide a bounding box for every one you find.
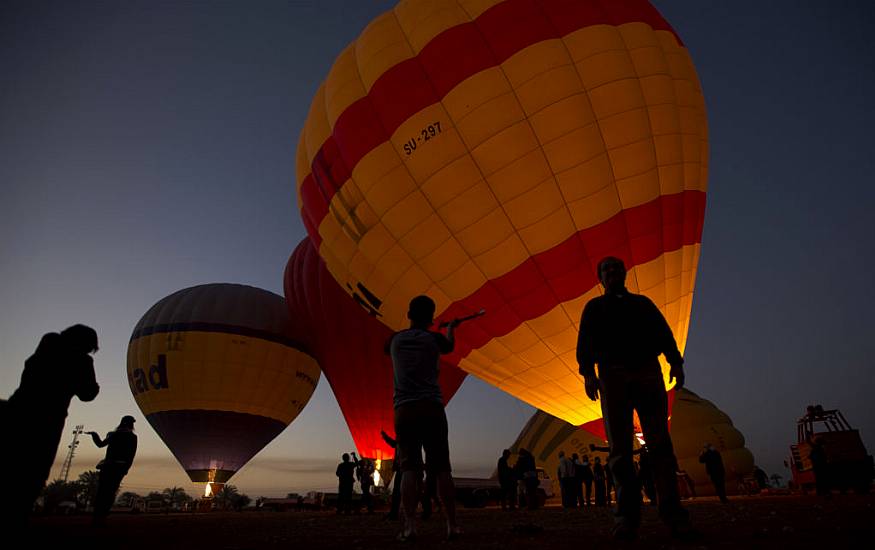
[284,237,467,462]
[127,284,320,485]
[296,0,707,427]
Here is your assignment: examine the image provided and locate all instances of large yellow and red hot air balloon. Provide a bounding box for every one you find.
[127,284,320,487]
[296,0,707,428]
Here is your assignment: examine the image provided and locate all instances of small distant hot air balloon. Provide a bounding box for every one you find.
[295,0,707,427]
[127,284,320,492]
[509,388,754,497]
[284,237,466,472]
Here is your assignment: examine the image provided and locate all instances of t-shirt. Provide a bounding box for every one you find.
[389,328,452,408]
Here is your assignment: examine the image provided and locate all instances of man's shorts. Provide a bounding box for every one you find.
[394,399,451,473]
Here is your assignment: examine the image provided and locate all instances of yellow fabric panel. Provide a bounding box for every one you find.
[563,24,626,63]
[598,108,652,150]
[419,237,469,282]
[303,84,330,162]
[615,169,660,209]
[442,67,510,124]
[455,91,526,150]
[358,223,396,263]
[607,138,657,181]
[588,78,646,120]
[515,64,583,117]
[566,184,622,231]
[653,133,684,166]
[456,208,515,257]
[529,93,596,145]
[436,180,498,233]
[351,143,403,195]
[360,164,416,217]
[128,332,320,424]
[541,122,606,174]
[647,103,682,136]
[576,50,638,91]
[504,177,565,230]
[382,190,434,238]
[470,120,539,176]
[639,74,677,106]
[456,0,505,19]
[618,21,661,49]
[395,106,468,183]
[486,148,553,203]
[394,0,471,54]
[502,39,571,90]
[321,215,359,267]
[556,152,614,203]
[518,208,576,256]
[356,12,414,91]
[471,233,530,280]
[438,259,487,301]
[420,155,483,209]
[628,46,670,78]
[398,213,452,260]
[324,44,366,127]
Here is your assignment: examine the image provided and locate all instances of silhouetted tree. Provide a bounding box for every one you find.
[76,470,100,508]
[162,486,191,509]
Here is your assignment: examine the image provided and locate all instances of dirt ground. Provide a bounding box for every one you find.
[28,494,874,549]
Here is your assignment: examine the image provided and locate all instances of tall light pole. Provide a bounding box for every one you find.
[60,424,85,483]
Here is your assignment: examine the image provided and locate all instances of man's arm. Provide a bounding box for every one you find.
[646,298,684,388]
[89,431,108,448]
[380,430,396,448]
[576,302,600,401]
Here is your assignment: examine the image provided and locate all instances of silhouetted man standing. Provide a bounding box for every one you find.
[577,257,691,540]
[89,415,138,525]
[699,444,729,503]
[388,295,461,541]
[2,325,100,527]
[336,453,356,514]
[497,449,517,510]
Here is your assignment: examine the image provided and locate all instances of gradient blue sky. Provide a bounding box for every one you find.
[1,1,873,498]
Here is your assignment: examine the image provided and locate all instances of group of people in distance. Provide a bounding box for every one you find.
[0,324,138,529]
[382,255,695,542]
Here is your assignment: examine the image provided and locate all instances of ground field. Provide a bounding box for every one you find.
[28,494,873,549]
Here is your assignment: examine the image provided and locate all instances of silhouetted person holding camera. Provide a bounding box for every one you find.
[89,415,137,525]
[577,257,692,540]
[1,324,100,527]
[514,448,539,510]
[387,295,463,542]
[354,454,375,513]
[336,452,356,514]
[699,444,729,503]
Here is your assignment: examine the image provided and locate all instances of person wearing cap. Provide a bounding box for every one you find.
[88,415,138,525]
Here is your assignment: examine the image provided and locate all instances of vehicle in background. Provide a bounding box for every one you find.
[788,405,873,494]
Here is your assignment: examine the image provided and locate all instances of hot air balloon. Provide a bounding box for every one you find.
[509,388,754,497]
[295,0,707,428]
[284,237,466,471]
[127,284,320,492]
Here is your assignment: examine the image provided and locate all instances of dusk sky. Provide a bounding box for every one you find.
[2,1,873,498]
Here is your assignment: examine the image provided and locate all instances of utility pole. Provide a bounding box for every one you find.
[60,424,85,483]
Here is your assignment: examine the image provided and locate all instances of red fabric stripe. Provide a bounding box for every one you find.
[440,190,705,365]
[299,0,681,229]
